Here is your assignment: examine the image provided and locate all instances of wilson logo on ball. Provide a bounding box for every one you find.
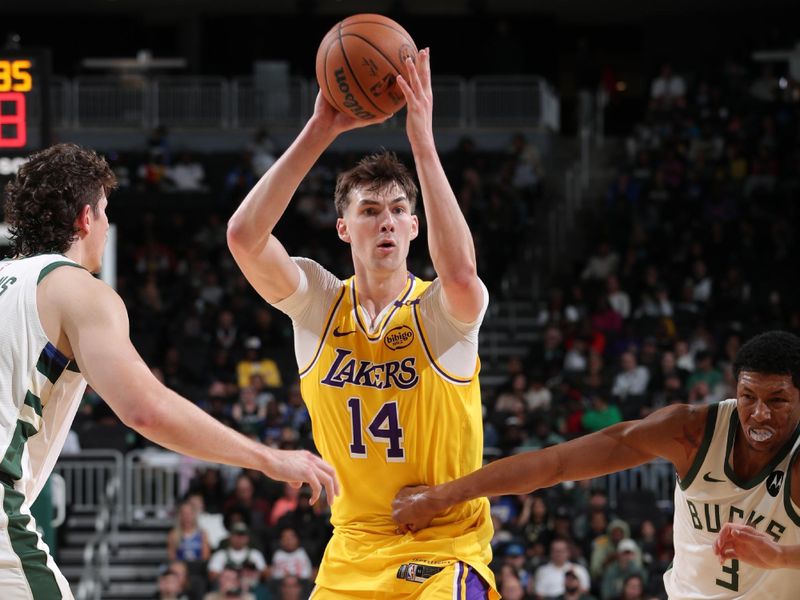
[334,68,376,119]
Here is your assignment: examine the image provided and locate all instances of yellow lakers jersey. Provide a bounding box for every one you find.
[299,273,496,595]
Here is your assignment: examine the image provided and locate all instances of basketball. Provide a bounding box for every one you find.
[315,14,418,120]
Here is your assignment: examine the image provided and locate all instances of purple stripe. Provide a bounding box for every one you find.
[464,565,490,600]
[455,562,462,599]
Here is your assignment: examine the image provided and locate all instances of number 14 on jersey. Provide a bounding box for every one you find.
[348,397,406,462]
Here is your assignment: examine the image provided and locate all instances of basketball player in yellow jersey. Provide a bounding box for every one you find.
[227,49,498,599]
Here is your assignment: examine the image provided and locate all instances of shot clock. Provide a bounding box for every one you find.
[0,49,52,155]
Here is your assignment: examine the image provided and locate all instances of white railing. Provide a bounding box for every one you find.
[154,77,229,128]
[231,76,310,128]
[124,448,186,522]
[53,449,124,516]
[49,74,559,130]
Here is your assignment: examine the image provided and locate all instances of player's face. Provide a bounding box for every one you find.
[337,182,418,274]
[736,371,800,453]
[86,193,110,273]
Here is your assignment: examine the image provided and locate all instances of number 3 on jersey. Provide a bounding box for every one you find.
[347,397,405,462]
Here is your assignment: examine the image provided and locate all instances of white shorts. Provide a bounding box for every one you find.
[0,483,73,599]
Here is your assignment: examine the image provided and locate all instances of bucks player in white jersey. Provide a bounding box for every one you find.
[394,330,800,598]
[0,144,337,599]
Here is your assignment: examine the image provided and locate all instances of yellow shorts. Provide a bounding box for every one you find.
[309,561,492,599]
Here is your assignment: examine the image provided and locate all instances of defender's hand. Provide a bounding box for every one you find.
[713,522,785,569]
[392,484,442,533]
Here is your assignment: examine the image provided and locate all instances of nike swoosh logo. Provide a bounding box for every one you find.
[333,327,356,337]
[703,472,725,483]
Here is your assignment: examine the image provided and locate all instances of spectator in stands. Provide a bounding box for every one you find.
[606,275,630,320]
[222,151,258,207]
[168,560,205,600]
[138,152,169,192]
[167,151,208,192]
[610,352,649,418]
[525,372,552,414]
[534,539,591,599]
[621,574,648,600]
[283,381,311,433]
[248,128,277,176]
[156,567,189,600]
[590,519,632,579]
[501,542,533,591]
[269,483,300,527]
[223,474,272,535]
[277,575,305,600]
[685,350,722,394]
[498,571,526,600]
[600,538,646,600]
[147,124,172,163]
[239,560,270,600]
[168,501,211,564]
[649,64,686,110]
[581,242,619,281]
[557,568,596,600]
[581,395,622,433]
[231,385,267,437]
[187,491,228,551]
[236,337,283,389]
[215,310,239,351]
[274,486,332,565]
[203,566,256,600]
[207,523,269,583]
[270,527,313,581]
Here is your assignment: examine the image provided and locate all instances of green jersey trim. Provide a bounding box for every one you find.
[2,485,62,598]
[36,260,85,285]
[679,403,719,490]
[783,449,800,527]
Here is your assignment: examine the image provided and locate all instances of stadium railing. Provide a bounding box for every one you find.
[41,74,559,131]
[53,449,125,516]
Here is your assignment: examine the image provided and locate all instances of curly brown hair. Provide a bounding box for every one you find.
[3,143,117,256]
[334,151,418,217]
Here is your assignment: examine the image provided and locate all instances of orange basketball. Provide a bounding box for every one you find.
[315,14,418,120]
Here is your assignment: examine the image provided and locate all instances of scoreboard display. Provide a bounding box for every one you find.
[0,50,52,155]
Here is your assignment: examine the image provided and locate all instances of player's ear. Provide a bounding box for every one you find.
[336,217,351,243]
[410,215,419,241]
[75,204,92,238]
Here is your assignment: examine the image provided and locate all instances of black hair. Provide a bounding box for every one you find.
[733,330,800,389]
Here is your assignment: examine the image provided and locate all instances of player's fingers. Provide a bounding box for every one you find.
[319,468,337,505]
[396,74,414,103]
[419,48,431,90]
[305,469,323,505]
[289,481,302,489]
[406,56,424,93]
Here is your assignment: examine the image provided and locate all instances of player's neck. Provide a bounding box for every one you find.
[353,266,408,323]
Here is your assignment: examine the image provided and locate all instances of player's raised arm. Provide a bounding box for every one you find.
[396,49,485,323]
[52,267,338,504]
[226,93,388,304]
[393,402,711,531]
